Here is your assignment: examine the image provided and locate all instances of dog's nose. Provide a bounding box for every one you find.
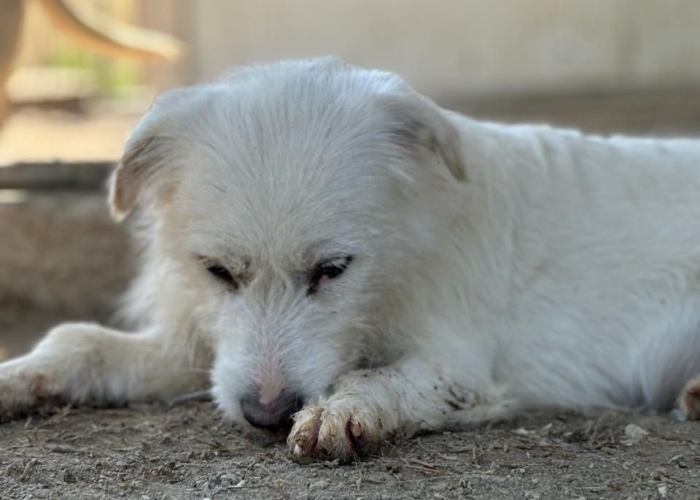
[240,391,303,430]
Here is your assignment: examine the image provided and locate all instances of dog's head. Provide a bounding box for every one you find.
[109,57,467,432]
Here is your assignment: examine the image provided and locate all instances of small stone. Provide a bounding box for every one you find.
[669,408,687,422]
[669,455,688,468]
[625,423,648,438]
[658,484,668,498]
[623,424,649,445]
[62,469,76,484]
[220,474,237,488]
[309,479,329,491]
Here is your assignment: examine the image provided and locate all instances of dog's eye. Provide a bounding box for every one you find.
[308,256,353,295]
[206,263,239,289]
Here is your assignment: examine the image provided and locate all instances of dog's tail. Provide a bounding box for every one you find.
[38,0,183,61]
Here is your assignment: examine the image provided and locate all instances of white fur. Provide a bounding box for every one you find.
[2,57,700,462]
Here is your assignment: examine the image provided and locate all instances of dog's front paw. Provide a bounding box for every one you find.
[287,402,383,463]
[0,360,70,422]
[0,370,42,421]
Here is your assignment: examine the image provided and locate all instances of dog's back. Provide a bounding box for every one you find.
[444,115,700,412]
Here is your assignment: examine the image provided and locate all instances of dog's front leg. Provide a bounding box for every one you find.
[0,322,209,419]
[287,357,513,462]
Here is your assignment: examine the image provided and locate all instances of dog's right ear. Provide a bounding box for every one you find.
[109,134,165,221]
[108,87,191,222]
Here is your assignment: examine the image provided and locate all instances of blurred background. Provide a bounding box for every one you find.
[1,0,700,360]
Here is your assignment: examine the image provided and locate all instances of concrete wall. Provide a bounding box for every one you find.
[187,0,700,98]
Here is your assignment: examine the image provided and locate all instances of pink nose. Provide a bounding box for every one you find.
[240,391,304,430]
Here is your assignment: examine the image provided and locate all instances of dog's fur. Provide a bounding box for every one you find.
[2,57,700,462]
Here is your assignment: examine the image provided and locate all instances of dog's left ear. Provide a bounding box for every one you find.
[384,93,468,182]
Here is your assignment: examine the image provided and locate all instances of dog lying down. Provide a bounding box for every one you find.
[2,57,700,462]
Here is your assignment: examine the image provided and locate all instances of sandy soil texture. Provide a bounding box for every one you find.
[0,401,699,499]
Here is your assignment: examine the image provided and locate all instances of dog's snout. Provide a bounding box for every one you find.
[240,391,303,430]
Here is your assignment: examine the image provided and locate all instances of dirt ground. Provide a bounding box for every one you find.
[2,99,700,499]
[1,403,700,499]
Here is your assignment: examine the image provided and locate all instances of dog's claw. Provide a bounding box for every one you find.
[679,377,700,420]
[287,404,373,463]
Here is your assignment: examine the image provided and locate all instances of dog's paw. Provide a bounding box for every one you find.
[0,364,66,422]
[0,373,39,421]
[679,377,700,420]
[287,402,383,463]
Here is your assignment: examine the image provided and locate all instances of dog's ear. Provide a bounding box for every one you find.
[384,93,467,182]
[108,134,167,221]
[108,87,192,221]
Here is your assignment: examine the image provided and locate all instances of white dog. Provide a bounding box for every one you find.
[2,57,700,462]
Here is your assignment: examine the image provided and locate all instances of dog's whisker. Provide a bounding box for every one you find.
[166,390,213,407]
[168,368,211,374]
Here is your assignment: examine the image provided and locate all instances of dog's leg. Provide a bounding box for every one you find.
[0,322,209,419]
[287,357,514,462]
